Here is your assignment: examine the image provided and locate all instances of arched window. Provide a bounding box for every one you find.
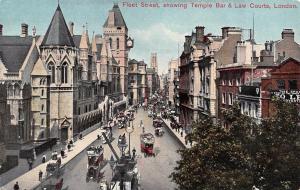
[14,84,20,96]
[109,38,112,48]
[48,62,55,83]
[61,62,68,83]
[8,84,13,97]
[116,38,119,49]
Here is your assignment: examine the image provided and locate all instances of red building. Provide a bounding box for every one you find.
[261,57,300,118]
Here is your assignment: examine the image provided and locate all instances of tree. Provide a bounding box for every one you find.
[170,101,300,190]
[253,100,300,190]
[170,112,254,190]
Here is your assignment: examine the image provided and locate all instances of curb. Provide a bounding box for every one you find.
[161,120,187,149]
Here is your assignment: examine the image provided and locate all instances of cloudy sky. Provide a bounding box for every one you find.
[0,0,299,74]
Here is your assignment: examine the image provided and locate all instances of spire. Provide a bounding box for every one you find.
[103,3,127,29]
[41,5,75,47]
[79,24,89,49]
[91,31,97,53]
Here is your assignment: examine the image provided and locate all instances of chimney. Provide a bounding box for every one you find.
[195,26,205,42]
[281,29,294,40]
[108,10,115,26]
[221,27,230,39]
[20,23,28,37]
[69,22,74,36]
[0,24,3,36]
[185,35,191,43]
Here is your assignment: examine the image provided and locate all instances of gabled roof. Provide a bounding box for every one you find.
[41,5,75,47]
[0,36,33,72]
[31,57,49,76]
[103,4,127,29]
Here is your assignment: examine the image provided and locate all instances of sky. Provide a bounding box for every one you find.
[0,0,299,74]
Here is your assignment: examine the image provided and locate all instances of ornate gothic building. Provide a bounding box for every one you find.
[0,3,132,152]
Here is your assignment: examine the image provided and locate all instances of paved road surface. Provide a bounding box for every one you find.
[55,108,183,190]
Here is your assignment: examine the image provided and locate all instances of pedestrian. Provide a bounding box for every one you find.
[33,148,37,160]
[13,181,20,190]
[42,154,46,163]
[180,130,183,137]
[60,148,65,157]
[39,170,43,181]
[132,147,136,159]
[28,158,33,170]
[67,144,71,151]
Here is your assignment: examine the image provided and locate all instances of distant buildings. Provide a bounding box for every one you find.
[168,59,179,106]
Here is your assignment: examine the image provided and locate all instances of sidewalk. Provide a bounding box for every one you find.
[161,118,191,149]
[1,123,103,190]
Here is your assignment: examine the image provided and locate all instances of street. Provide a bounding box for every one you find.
[55,108,182,190]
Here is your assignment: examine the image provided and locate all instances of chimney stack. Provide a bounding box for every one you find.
[21,23,28,37]
[69,22,74,36]
[0,24,3,36]
[221,27,230,39]
[195,26,205,42]
[281,29,294,40]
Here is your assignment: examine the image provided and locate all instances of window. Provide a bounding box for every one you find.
[89,105,91,111]
[228,93,233,105]
[41,104,44,112]
[255,104,259,118]
[48,62,55,83]
[236,77,240,86]
[222,93,226,104]
[109,38,112,48]
[277,80,285,90]
[289,80,297,90]
[228,79,233,86]
[116,38,119,49]
[14,84,20,96]
[78,107,81,115]
[61,63,68,83]
[41,118,44,125]
[85,105,88,113]
[248,103,251,116]
[41,89,44,96]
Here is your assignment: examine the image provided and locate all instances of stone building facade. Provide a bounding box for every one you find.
[128,59,147,105]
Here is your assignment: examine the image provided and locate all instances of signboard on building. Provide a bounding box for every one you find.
[271,90,300,103]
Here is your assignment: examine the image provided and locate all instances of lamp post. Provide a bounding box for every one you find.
[117,134,127,157]
[125,122,134,157]
[109,155,115,178]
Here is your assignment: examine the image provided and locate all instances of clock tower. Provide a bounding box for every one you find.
[103,3,133,96]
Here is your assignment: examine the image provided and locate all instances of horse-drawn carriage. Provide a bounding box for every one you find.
[46,151,61,176]
[86,146,105,182]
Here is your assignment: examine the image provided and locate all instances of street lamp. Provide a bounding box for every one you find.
[109,155,116,177]
[125,123,134,157]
